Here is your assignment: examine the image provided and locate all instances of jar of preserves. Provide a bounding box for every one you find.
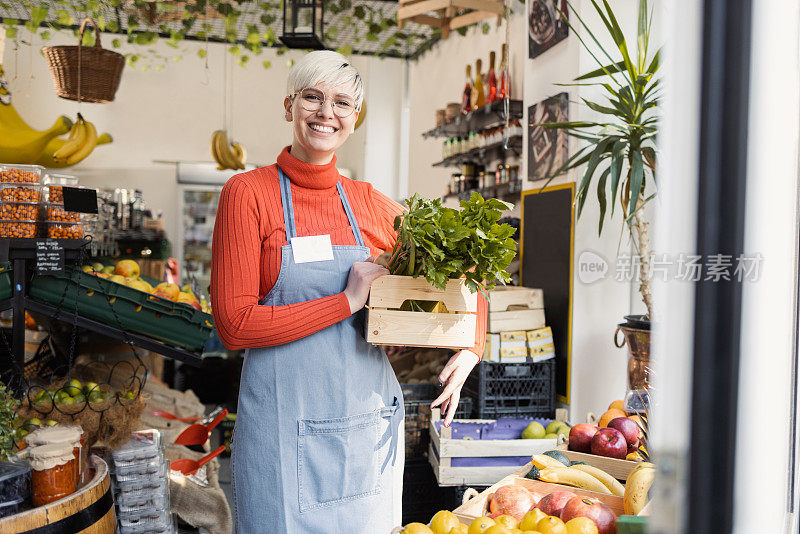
[27,442,77,506]
[25,425,84,485]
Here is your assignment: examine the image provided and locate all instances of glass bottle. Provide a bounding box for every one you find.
[487,51,498,104]
[461,65,473,114]
[473,59,486,109]
[498,44,511,100]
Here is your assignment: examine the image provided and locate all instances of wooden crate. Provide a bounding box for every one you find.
[556,448,641,482]
[397,0,504,39]
[367,275,477,349]
[452,465,625,524]
[427,408,566,486]
[487,286,545,333]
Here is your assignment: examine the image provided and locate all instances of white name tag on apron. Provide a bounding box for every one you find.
[291,235,334,263]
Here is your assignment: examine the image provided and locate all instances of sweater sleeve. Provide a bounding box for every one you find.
[369,187,487,360]
[210,177,352,351]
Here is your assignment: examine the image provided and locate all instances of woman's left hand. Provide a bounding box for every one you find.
[431,350,480,427]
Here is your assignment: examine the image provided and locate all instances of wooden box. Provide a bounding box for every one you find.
[427,408,566,486]
[452,464,625,524]
[487,286,545,333]
[367,275,477,349]
[556,447,641,482]
[397,0,504,39]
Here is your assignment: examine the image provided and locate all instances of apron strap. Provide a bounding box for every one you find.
[336,182,365,247]
[276,165,365,247]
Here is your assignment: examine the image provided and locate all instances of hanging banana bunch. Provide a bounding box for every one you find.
[210,130,246,171]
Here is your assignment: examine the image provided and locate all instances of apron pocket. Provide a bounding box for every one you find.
[297,409,382,512]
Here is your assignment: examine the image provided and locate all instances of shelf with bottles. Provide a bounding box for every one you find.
[433,130,522,168]
[423,99,523,140]
[443,162,522,201]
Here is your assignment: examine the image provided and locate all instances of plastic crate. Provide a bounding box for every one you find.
[402,459,488,526]
[0,263,11,301]
[29,266,214,350]
[463,359,555,419]
[404,397,472,459]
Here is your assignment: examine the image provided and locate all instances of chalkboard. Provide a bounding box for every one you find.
[520,183,574,402]
[36,240,65,275]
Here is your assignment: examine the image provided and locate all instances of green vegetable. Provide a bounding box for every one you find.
[0,384,18,460]
[386,193,516,294]
[524,465,541,481]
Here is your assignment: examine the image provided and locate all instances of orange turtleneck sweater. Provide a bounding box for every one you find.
[211,146,487,357]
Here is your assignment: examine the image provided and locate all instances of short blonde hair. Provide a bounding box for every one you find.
[287,50,364,111]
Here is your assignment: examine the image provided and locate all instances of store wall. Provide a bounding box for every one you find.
[2,32,405,249]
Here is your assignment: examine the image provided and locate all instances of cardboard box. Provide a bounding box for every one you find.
[483,333,500,361]
[500,330,527,342]
[526,326,553,342]
[500,345,528,358]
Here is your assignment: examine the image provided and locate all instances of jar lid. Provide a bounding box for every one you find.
[25,425,82,447]
[27,442,74,470]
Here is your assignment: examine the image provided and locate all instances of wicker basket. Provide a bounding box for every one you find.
[42,18,125,103]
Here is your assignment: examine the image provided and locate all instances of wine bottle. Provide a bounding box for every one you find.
[487,51,498,103]
[461,65,473,114]
[473,59,486,109]
[498,44,511,100]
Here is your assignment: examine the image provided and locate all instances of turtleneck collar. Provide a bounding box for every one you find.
[276,146,341,190]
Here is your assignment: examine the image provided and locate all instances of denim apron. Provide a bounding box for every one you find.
[231,167,404,533]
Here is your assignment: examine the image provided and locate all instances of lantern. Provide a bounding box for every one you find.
[280,0,325,49]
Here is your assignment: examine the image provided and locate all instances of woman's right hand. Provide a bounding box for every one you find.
[344,259,389,314]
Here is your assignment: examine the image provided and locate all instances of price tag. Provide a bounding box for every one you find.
[35,240,65,275]
[291,235,334,263]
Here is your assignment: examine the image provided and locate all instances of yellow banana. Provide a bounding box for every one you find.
[0,114,73,164]
[66,119,98,166]
[210,130,227,169]
[531,454,568,470]
[216,130,239,170]
[53,117,87,161]
[36,133,112,168]
[231,141,246,169]
[538,467,612,494]
[623,462,655,515]
[570,463,625,496]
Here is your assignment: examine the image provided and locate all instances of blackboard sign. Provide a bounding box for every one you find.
[62,187,98,214]
[35,240,65,275]
[520,183,574,402]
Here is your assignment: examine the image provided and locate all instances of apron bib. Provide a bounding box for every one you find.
[231,167,404,533]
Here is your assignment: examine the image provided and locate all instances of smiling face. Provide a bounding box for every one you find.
[284,83,360,165]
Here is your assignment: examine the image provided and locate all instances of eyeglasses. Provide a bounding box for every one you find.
[290,88,357,118]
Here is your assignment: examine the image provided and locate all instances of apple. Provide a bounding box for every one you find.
[591,428,628,459]
[154,282,180,301]
[176,291,202,311]
[560,496,617,534]
[109,274,127,285]
[607,417,640,449]
[114,259,140,278]
[536,491,577,517]
[568,423,598,453]
[489,484,537,522]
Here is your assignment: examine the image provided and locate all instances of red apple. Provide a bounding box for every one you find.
[568,423,598,453]
[561,496,617,534]
[536,491,578,517]
[607,417,640,449]
[488,484,536,521]
[591,428,628,459]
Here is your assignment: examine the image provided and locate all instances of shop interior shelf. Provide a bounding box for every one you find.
[443,179,525,202]
[432,136,523,168]
[422,99,524,139]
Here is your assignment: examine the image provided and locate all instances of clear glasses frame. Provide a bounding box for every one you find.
[290,88,358,118]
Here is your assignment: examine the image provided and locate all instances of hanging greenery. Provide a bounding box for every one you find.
[0,0,522,70]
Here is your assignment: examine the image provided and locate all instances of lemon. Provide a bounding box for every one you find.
[449,524,468,534]
[430,510,461,534]
[536,516,567,534]
[403,523,435,534]
[519,509,548,530]
[494,515,518,529]
[484,526,512,534]
[469,517,496,534]
[565,517,598,534]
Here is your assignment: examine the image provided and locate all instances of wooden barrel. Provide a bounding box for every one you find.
[0,455,116,534]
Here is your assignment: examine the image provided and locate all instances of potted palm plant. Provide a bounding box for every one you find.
[543,0,660,391]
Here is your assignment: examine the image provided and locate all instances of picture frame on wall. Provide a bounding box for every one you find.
[528,0,569,59]
[528,92,569,182]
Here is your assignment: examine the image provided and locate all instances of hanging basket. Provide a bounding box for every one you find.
[42,18,125,104]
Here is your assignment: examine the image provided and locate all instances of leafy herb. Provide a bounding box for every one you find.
[386,193,517,294]
[0,384,18,461]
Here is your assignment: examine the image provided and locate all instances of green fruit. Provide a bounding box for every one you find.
[88,391,105,403]
[45,420,58,426]
[521,421,546,440]
[92,262,104,272]
[570,461,589,466]
[16,429,28,439]
[542,450,572,466]
[55,391,71,403]
[72,393,86,404]
[83,382,98,394]
[60,396,75,405]
[524,465,541,480]
[33,390,48,403]
[545,420,563,434]
[102,265,114,274]
[81,265,93,273]
[28,418,41,427]
[545,433,558,439]
[123,391,136,400]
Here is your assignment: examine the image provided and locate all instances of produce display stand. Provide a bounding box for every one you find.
[452,462,625,524]
[0,455,115,534]
[555,447,640,482]
[427,407,564,486]
[0,238,204,370]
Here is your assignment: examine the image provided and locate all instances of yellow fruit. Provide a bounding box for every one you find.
[494,516,518,529]
[519,509,548,530]
[626,451,644,462]
[403,524,435,534]
[430,510,461,534]
[469,517,497,534]
[449,524,469,534]
[536,517,567,534]
[115,259,140,278]
[598,409,627,428]
[565,517,598,534]
[608,400,625,412]
[109,274,127,285]
[484,526,512,534]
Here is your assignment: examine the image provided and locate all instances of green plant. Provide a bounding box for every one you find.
[386,193,516,294]
[0,384,18,461]
[543,0,660,318]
